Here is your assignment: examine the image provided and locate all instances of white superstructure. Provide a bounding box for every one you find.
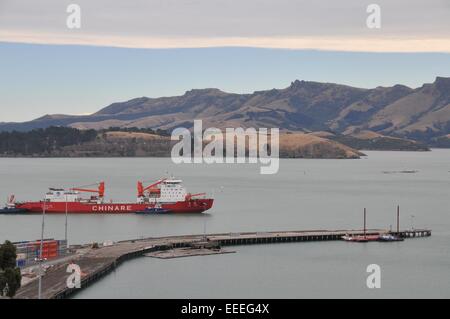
[159,180,187,202]
[44,187,104,204]
[45,189,81,202]
[137,179,188,204]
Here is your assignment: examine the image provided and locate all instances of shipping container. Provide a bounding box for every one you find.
[13,239,64,262]
[16,259,26,267]
[16,253,27,260]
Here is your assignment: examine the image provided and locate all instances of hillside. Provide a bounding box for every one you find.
[0,127,363,159]
[279,133,364,158]
[1,77,449,148]
[312,130,430,151]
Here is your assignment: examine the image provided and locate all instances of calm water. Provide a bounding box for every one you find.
[0,150,449,298]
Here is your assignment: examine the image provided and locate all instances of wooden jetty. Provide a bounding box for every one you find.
[14,228,431,299]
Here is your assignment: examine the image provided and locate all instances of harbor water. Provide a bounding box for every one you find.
[0,150,449,298]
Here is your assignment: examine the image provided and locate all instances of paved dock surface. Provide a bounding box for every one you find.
[145,247,235,259]
[14,228,431,299]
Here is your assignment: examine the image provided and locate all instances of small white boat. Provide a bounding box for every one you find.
[378,234,404,242]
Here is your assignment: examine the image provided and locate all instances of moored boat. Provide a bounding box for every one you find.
[136,207,172,214]
[135,203,172,214]
[377,234,404,242]
[342,208,379,242]
[0,195,27,214]
[0,206,28,214]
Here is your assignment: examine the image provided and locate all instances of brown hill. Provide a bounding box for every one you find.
[280,133,364,158]
[50,131,363,159]
[366,77,450,137]
[327,130,429,151]
[1,77,449,147]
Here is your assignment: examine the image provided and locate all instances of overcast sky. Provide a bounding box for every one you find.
[1,0,450,51]
[0,0,449,122]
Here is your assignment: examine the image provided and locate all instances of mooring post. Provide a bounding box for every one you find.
[364,208,366,237]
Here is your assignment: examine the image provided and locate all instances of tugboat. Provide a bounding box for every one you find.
[0,206,28,214]
[135,203,172,215]
[0,196,27,214]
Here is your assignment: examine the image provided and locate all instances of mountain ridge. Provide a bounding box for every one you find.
[1,77,449,146]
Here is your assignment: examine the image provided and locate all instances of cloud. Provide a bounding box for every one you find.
[0,0,449,52]
[1,30,450,53]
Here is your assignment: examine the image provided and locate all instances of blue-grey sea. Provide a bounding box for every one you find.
[0,150,449,298]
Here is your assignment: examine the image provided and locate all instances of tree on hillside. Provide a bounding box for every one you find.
[0,240,22,298]
[0,127,98,155]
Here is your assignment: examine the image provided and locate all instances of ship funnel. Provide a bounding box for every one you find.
[98,182,105,198]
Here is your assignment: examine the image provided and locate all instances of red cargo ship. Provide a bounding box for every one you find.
[14,179,213,214]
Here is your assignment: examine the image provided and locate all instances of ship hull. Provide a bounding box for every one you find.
[15,199,213,214]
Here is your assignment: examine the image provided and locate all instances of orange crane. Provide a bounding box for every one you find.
[71,182,105,198]
[137,179,166,197]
